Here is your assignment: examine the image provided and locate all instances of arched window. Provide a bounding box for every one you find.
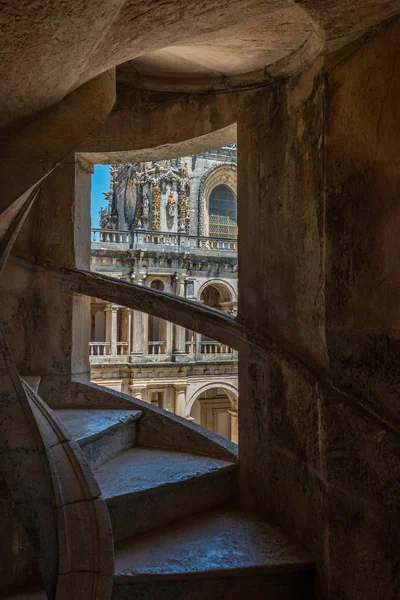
[208,184,237,238]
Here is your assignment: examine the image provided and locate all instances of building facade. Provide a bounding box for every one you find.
[90,147,239,441]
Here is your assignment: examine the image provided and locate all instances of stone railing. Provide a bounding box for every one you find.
[89,339,237,362]
[201,341,234,354]
[185,340,196,353]
[89,341,111,356]
[116,341,129,355]
[89,341,128,356]
[91,228,237,252]
[147,341,167,355]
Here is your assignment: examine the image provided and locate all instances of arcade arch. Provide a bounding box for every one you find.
[188,383,238,443]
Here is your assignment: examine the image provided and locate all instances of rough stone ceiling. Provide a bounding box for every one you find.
[1,0,399,129]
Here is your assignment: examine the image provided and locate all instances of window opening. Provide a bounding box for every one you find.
[209,184,237,238]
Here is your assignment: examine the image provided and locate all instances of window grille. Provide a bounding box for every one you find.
[209,184,237,238]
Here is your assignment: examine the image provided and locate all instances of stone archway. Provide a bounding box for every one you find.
[199,279,237,317]
[188,382,238,443]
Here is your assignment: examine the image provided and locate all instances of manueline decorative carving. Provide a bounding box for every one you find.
[142,191,150,225]
[177,184,186,232]
[184,181,191,233]
[100,190,117,229]
[152,185,161,230]
[105,159,193,234]
[166,191,176,222]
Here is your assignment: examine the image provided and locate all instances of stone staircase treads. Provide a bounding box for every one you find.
[112,507,314,600]
[95,447,237,542]
[2,590,47,600]
[55,408,141,469]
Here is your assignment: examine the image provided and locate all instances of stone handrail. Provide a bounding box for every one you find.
[0,329,114,600]
[91,228,238,252]
[53,265,399,437]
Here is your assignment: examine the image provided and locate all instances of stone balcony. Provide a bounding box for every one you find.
[89,340,238,364]
[91,228,238,256]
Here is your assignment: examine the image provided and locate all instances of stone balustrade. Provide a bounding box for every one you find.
[200,341,233,354]
[89,341,111,356]
[91,228,238,253]
[90,338,237,363]
[147,341,167,355]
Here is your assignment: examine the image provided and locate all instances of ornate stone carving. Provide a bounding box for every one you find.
[184,181,191,233]
[152,185,161,230]
[166,191,176,223]
[177,185,186,232]
[100,190,117,229]
[142,191,150,224]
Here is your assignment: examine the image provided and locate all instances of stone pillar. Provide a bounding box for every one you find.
[130,310,144,359]
[110,306,118,356]
[129,384,147,401]
[164,385,175,412]
[130,272,147,361]
[173,322,186,357]
[174,384,188,417]
[166,321,173,357]
[173,273,187,361]
[195,332,202,358]
[121,308,130,343]
[228,409,239,444]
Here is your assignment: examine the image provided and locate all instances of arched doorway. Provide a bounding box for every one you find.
[189,386,238,443]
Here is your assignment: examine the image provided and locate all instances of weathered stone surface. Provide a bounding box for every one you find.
[0,0,398,132]
[56,408,141,470]
[238,21,400,600]
[113,507,314,599]
[0,474,40,595]
[95,447,236,541]
[112,572,314,600]
[0,70,116,219]
[71,382,238,462]
[325,16,400,421]
[0,331,59,599]
[57,499,114,576]
[1,4,400,600]
[0,333,115,599]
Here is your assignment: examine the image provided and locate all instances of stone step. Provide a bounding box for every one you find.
[112,507,315,600]
[1,590,46,600]
[94,447,237,543]
[55,408,141,469]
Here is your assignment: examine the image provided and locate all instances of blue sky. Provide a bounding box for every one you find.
[91,164,110,227]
